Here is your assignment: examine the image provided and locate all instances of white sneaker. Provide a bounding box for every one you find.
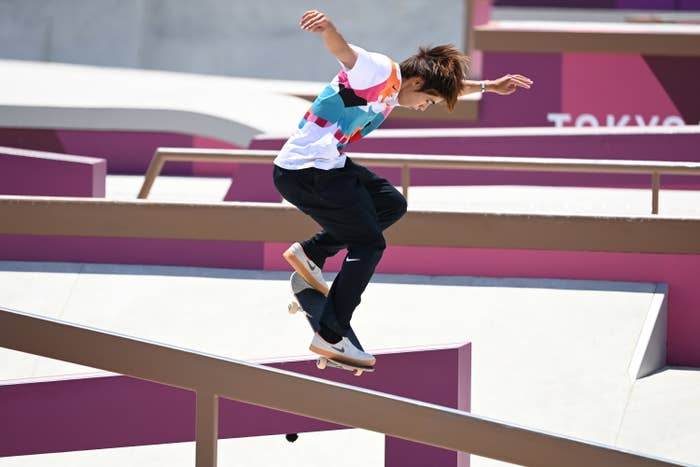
[310,333,376,367]
[283,242,329,295]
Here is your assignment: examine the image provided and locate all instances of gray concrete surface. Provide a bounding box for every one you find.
[0,430,385,467]
[1,260,696,466]
[617,368,700,465]
[407,185,700,217]
[106,175,231,202]
[0,0,464,81]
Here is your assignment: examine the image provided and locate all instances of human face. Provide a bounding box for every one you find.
[397,77,443,111]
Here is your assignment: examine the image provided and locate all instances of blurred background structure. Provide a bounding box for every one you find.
[0,0,465,80]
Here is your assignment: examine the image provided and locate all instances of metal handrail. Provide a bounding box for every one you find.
[0,306,688,467]
[137,148,700,214]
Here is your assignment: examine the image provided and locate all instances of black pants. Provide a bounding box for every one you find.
[273,158,407,340]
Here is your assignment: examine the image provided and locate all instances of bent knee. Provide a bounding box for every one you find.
[395,195,408,218]
[351,234,386,256]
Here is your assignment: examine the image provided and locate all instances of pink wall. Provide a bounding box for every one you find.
[0,345,471,467]
[0,128,241,175]
[468,51,700,130]
[0,147,106,197]
[0,128,278,202]
[379,48,700,129]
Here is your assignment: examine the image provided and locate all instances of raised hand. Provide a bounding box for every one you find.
[489,74,533,95]
[300,10,335,34]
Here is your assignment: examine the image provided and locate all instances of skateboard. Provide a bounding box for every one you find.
[288,272,374,376]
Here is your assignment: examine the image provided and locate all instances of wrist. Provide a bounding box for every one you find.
[321,23,338,35]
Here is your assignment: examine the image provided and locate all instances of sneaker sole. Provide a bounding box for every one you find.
[310,344,376,367]
[283,249,329,296]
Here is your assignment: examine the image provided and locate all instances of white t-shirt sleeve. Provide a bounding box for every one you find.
[340,44,393,90]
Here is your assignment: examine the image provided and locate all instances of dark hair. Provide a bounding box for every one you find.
[399,45,471,111]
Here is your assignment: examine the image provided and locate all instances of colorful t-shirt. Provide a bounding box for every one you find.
[274,45,401,170]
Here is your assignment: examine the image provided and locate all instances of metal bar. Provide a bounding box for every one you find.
[196,391,218,467]
[137,153,165,199]
[402,164,410,200]
[348,153,700,175]
[153,148,700,175]
[1,196,700,254]
[652,172,661,215]
[0,307,689,467]
[137,149,700,200]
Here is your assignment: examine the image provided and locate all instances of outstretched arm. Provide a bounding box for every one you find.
[460,75,533,96]
[300,10,358,70]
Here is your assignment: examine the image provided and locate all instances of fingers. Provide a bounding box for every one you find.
[494,74,533,95]
[300,10,328,32]
[507,74,533,89]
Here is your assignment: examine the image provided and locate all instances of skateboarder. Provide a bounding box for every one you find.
[273,10,533,367]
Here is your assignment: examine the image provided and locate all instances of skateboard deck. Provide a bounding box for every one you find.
[288,272,374,376]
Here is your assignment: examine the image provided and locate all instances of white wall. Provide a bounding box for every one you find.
[0,0,465,81]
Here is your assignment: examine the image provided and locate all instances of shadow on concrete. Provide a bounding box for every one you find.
[0,261,657,294]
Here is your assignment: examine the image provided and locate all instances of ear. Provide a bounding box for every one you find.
[412,77,425,89]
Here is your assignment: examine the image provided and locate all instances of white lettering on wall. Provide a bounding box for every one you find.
[663,116,685,126]
[575,114,599,127]
[634,115,660,127]
[546,113,571,127]
[546,113,695,128]
[606,114,631,127]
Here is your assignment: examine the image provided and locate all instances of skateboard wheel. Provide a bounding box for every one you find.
[354,369,363,376]
[288,301,300,314]
[316,358,327,370]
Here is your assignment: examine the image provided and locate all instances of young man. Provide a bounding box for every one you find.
[273,10,533,367]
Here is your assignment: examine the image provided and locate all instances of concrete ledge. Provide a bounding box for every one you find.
[1,197,699,254]
[0,60,311,147]
[493,1,700,11]
[0,146,105,197]
[0,106,260,149]
[474,21,700,55]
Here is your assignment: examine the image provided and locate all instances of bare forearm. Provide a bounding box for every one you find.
[300,10,357,69]
[461,75,534,96]
[460,80,490,96]
[322,28,357,69]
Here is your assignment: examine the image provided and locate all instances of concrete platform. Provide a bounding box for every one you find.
[407,185,700,217]
[1,261,697,466]
[106,175,231,202]
[0,59,311,147]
